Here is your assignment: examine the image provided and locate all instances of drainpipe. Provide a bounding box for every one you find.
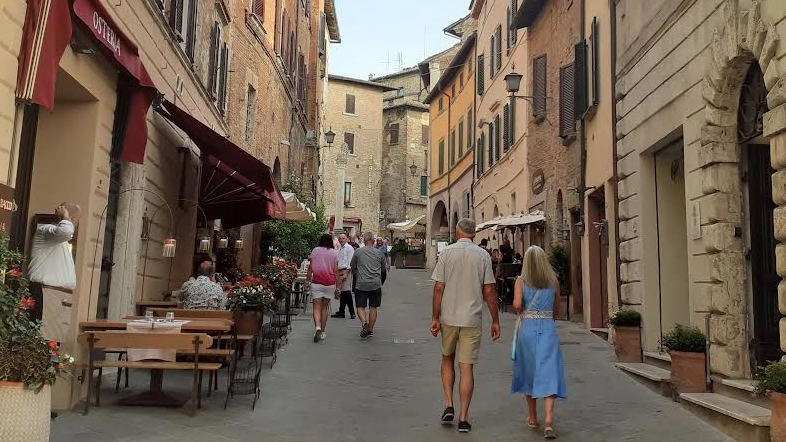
[576,0,588,324]
[471,46,477,222]
[609,0,623,307]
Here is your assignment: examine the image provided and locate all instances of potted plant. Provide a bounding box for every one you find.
[609,309,642,362]
[755,362,786,442]
[254,260,298,301]
[226,276,278,335]
[661,324,707,394]
[390,242,407,268]
[0,238,73,442]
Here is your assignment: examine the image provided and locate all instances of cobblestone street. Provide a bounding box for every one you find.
[50,269,733,442]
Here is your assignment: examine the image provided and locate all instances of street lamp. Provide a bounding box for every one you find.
[324,130,336,146]
[504,71,535,103]
[409,162,418,176]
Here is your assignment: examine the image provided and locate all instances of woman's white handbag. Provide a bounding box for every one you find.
[510,314,522,360]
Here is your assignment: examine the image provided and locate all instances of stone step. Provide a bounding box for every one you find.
[589,327,609,340]
[679,393,770,442]
[711,376,769,410]
[643,351,672,370]
[615,362,671,396]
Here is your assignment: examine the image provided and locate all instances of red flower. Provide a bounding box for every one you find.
[7,267,22,278]
[21,297,36,310]
[48,340,59,349]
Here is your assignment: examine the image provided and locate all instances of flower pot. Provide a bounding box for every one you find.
[233,310,263,335]
[0,382,51,442]
[770,392,786,442]
[613,326,642,362]
[668,350,706,394]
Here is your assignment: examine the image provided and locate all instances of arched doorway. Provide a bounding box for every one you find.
[451,211,459,238]
[739,61,779,367]
[273,157,282,186]
[431,200,448,240]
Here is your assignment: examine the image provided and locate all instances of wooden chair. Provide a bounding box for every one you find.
[79,331,220,416]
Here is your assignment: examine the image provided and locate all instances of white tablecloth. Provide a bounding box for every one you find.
[125,320,189,362]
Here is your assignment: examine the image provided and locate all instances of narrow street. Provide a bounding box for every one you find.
[52,269,732,442]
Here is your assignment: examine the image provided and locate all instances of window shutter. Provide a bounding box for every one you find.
[389,123,399,144]
[252,0,264,17]
[422,125,430,145]
[559,63,576,138]
[169,0,184,38]
[458,121,464,156]
[591,16,600,107]
[495,26,502,72]
[344,132,355,154]
[533,55,547,118]
[574,40,588,117]
[156,0,165,11]
[510,99,516,145]
[218,43,230,113]
[477,54,485,95]
[439,139,445,174]
[506,7,511,50]
[467,109,473,149]
[420,176,428,196]
[510,0,518,44]
[487,124,493,167]
[207,23,219,97]
[450,130,456,164]
[503,104,510,151]
[345,94,355,114]
[489,35,495,77]
[319,13,327,55]
[477,134,485,175]
[494,114,501,160]
[184,0,198,61]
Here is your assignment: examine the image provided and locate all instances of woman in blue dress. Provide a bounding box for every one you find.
[512,246,567,439]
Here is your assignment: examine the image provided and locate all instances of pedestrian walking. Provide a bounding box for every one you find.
[430,218,500,433]
[332,232,356,319]
[308,234,340,342]
[511,245,567,439]
[351,232,387,339]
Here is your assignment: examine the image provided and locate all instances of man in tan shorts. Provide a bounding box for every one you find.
[430,218,500,433]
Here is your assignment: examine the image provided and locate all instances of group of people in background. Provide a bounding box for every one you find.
[307,231,389,342]
[433,218,566,439]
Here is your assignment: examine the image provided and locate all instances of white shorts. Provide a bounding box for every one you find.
[311,283,336,300]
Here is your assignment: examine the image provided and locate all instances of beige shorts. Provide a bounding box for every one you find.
[441,325,481,364]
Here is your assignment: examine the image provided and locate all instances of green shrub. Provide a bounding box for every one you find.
[660,324,706,353]
[609,309,642,327]
[755,362,786,396]
[548,244,570,293]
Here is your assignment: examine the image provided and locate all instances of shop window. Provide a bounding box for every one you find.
[344,132,355,154]
[345,93,356,114]
[559,63,576,140]
[533,54,547,120]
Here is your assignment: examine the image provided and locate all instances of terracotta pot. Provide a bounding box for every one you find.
[0,382,51,442]
[613,326,642,362]
[233,310,263,335]
[669,350,707,394]
[770,392,786,442]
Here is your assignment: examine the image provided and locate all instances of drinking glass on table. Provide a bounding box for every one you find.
[166,312,174,323]
[145,309,154,322]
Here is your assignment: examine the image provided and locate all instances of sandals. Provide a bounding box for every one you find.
[527,420,539,429]
[544,426,557,439]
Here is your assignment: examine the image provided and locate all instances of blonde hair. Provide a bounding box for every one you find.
[521,246,558,289]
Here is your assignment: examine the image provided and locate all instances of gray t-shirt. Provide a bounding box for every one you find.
[431,239,496,328]
[351,247,387,291]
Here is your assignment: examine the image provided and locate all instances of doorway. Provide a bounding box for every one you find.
[587,188,607,327]
[654,140,690,343]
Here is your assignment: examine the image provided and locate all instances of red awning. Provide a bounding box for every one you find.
[156,99,286,229]
[16,0,73,111]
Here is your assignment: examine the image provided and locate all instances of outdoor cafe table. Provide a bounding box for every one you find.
[78,318,232,407]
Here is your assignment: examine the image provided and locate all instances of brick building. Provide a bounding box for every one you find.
[322,75,393,236]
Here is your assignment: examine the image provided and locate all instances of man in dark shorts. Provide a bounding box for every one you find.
[351,232,387,339]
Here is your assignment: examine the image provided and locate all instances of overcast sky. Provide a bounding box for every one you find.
[329,0,471,80]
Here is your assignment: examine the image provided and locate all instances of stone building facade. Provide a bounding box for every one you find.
[322,75,392,236]
[513,0,582,306]
[614,0,786,379]
[425,33,477,266]
[471,0,530,252]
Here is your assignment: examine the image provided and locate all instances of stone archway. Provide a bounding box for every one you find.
[431,200,449,240]
[695,0,784,377]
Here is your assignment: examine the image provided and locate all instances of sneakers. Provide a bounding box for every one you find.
[457,421,472,433]
[320,331,327,340]
[440,407,454,425]
[350,314,356,319]
[360,323,370,339]
[368,329,374,337]
[313,328,321,343]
